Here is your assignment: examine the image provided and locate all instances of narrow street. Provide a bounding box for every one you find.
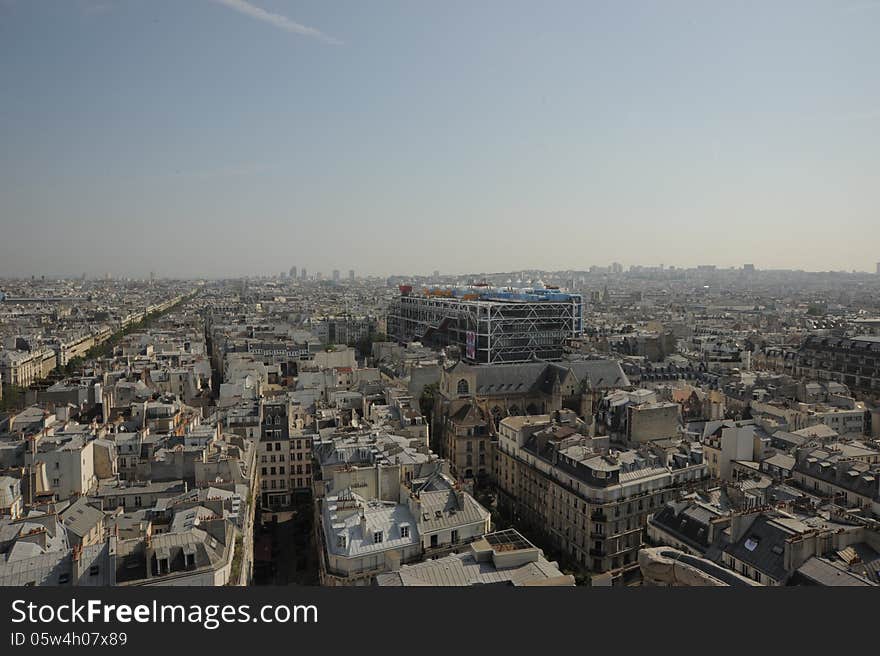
[253,498,319,586]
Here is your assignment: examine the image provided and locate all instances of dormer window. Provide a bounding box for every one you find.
[400,524,410,538]
[373,531,384,544]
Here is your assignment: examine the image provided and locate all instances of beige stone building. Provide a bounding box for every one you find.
[627,402,680,443]
[0,348,56,388]
[495,415,708,579]
[258,397,313,513]
[316,472,491,586]
[442,402,492,482]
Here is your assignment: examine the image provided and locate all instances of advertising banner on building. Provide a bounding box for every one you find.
[466,331,476,360]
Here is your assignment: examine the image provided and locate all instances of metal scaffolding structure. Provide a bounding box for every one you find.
[388,289,583,364]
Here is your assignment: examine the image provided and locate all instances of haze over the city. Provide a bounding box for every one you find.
[2,0,879,278]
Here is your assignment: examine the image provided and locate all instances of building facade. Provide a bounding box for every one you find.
[258,398,313,511]
[495,415,708,578]
[797,335,880,393]
[388,286,584,364]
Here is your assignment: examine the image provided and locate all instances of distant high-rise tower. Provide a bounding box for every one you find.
[348,269,355,281]
[316,272,323,281]
[149,271,155,286]
[434,270,440,281]
[876,262,880,275]
[332,269,340,282]
[300,268,307,280]
[290,266,297,279]
[743,264,755,273]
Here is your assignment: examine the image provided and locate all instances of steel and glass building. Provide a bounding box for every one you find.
[387,285,584,364]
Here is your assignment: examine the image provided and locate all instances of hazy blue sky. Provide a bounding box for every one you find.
[1,0,879,278]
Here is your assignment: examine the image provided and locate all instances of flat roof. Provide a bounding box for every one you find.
[484,529,535,552]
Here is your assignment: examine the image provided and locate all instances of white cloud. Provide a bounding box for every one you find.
[209,0,341,44]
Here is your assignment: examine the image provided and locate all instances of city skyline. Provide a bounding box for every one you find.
[2,260,880,282]
[2,0,880,277]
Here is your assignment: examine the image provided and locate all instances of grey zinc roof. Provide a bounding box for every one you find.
[0,515,68,552]
[169,506,218,533]
[314,431,433,468]
[59,498,104,539]
[147,525,229,570]
[96,479,186,497]
[763,453,796,471]
[323,492,420,558]
[417,488,490,533]
[560,360,631,389]
[772,431,808,448]
[376,551,570,586]
[0,548,68,586]
[107,510,150,535]
[649,501,721,551]
[471,360,629,396]
[796,557,877,586]
[724,515,798,583]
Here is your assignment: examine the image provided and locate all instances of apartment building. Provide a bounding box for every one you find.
[717,509,880,586]
[627,402,681,443]
[797,335,880,393]
[95,479,187,511]
[0,348,56,388]
[115,431,145,481]
[114,519,237,587]
[701,420,761,482]
[312,430,441,500]
[0,475,23,519]
[751,397,867,436]
[25,436,97,500]
[495,415,708,578]
[442,401,492,482]
[647,498,727,556]
[317,471,491,586]
[791,446,880,515]
[258,398,313,511]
